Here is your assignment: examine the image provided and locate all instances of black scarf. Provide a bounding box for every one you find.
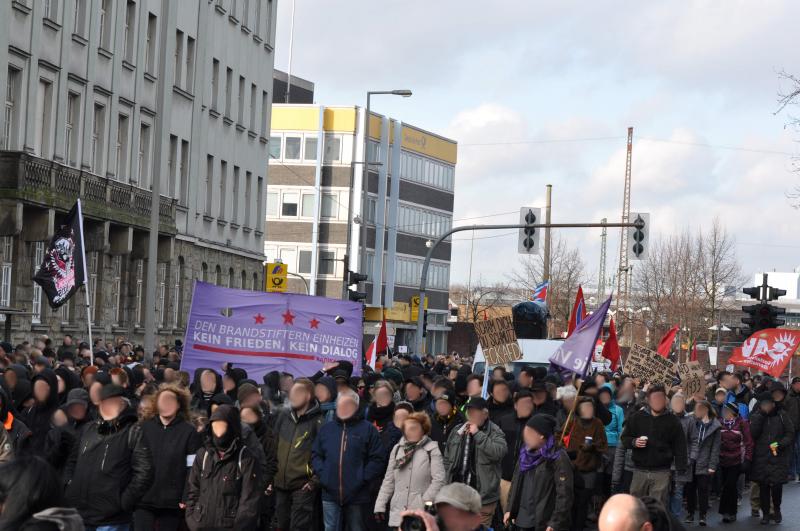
[367,402,395,428]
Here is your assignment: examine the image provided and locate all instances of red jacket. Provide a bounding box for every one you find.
[719,417,753,467]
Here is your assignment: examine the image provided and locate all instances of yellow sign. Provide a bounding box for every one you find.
[410,295,428,321]
[265,263,288,293]
[365,303,411,323]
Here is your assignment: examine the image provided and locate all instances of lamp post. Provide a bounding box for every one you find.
[358,90,412,296]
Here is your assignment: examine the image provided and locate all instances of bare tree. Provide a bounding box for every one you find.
[697,218,744,337]
[450,277,512,323]
[776,70,800,205]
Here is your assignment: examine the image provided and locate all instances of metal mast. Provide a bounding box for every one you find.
[615,127,633,336]
[598,217,607,301]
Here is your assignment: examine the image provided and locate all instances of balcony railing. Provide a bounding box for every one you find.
[0,151,176,231]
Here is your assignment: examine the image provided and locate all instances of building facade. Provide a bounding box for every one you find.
[0,0,276,345]
[267,105,456,354]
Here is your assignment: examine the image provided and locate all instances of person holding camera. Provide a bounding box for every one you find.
[505,413,574,531]
[443,397,507,528]
[374,412,446,527]
[400,482,489,531]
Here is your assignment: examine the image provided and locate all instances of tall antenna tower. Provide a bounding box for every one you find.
[615,127,634,336]
[598,217,607,301]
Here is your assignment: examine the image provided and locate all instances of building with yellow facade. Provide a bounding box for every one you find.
[266,104,456,353]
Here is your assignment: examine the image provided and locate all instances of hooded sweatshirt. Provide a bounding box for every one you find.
[21,369,59,455]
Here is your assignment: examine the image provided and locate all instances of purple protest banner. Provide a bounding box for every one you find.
[180,281,363,382]
[549,296,612,377]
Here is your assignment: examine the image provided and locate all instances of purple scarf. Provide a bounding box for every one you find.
[519,435,560,472]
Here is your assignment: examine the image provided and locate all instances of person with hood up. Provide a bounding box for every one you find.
[718,402,753,523]
[749,389,795,525]
[487,379,513,425]
[273,378,325,531]
[263,370,287,411]
[222,367,248,401]
[65,384,153,530]
[598,384,624,500]
[189,368,221,414]
[184,405,262,531]
[403,377,432,412]
[135,383,202,531]
[374,412,445,527]
[443,396,507,527]
[504,414,574,531]
[429,392,465,454]
[684,400,720,526]
[315,375,338,423]
[667,393,697,519]
[312,389,384,531]
[0,456,84,531]
[0,386,31,458]
[20,368,59,455]
[498,390,535,514]
[240,404,278,531]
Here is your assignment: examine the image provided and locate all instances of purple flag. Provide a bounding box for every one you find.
[549,296,612,377]
[180,281,363,382]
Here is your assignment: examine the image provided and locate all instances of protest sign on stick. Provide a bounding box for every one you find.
[474,316,523,366]
[625,344,676,387]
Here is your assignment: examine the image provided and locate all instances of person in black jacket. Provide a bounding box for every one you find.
[185,404,262,531]
[487,379,513,425]
[0,386,31,458]
[20,369,59,455]
[241,404,278,531]
[620,384,688,507]
[531,381,559,417]
[189,368,221,414]
[134,383,202,531]
[430,393,465,454]
[65,383,153,530]
[403,377,432,412]
[498,390,534,514]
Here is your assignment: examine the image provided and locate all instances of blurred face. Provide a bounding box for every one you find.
[163,368,176,383]
[696,403,711,419]
[523,425,546,450]
[722,407,736,420]
[466,379,482,397]
[4,370,17,389]
[532,390,547,406]
[211,420,228,438]
[111,374,127,388]
[772,390,786,403]
[492,368,505,381]
[793,381,800,393]
[760,401,775,414]
[33,379,50,403]
[223,375,236,392]
[52,408,68,427]
[405,383,422,402]
[721,374,735,390]
[67,402,86,421]
[289,384,311,410]
[373,386,393,407]
[99,396,125,421]
[336,396,358,420]
[435,399,452,417]
[491,384,510,404]
[715,391,726,403]
[648,391,667,413]
[157,390,180,419]
[562,396,575,411]
[671,395,686,414]
[240,407,259,426]
[437,505,482,531]
[596,374,607,386]
[335,380,350,394]
[200,371,217,393]
[82,372,95,387]
[577,401,595,420]
[56,375,66,394]
[448,369,458,381]
[89,381,103,405]
[315,383,332,403]
[515,397,534,419]
[280,375,294,393]
[519,372,532,388]
[466,407,488,428]
[403,419,424,443]
[598,391,611,406]
[393,408,409,429]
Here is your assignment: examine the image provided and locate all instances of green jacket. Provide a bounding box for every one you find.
[273,400,324,491]
[443,420,507,505]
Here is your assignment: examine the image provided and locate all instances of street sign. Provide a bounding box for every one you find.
[265,262,288,292]
[518,207,542,254]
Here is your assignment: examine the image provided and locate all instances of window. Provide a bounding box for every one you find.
[237,75,245,123]
[65,92,80,166]
[138,123,150,186]
[219,160,227,219]
[240,270,247,290]
[135,260,143,327]
[298,250,312,274]
[157,262,166,328]
[73,0,86,36]
[99,0,111,50]
[227,268,234,288]
[88,252,99,324]
[91,103,106,173]
[205,155,214,215]
[257,177,264,228]
[268,136,281,159]
[179,140,189,204]
[211,59,220,110]
[254,0,262,35]
[172,258,183,327]
[232,166,240,223]
[281,192,298,217]
[249,83,257,130]
[246,172,254,224]
[301,193,315,217]
[145,14,157,74]
[284,136,301,160]
[60,302,71,325]
[43,0,57,20]
[215,265,222,286]
[266,191,278,217]
[252,272,258,291]
[185,36,195,88]
[3,68,20,150]
[265,0,274,44]
[34,80,53,157]
[323,134,341,162]
[201,262,208,282]
[261,90,268,135]
[114,114,129,180]
[225,67,233,117]
[174,30,184,87]
[31,242,44,324]
[123,1,135,62]
[242,0,250,26]
[280,248,297,272]
[168,135,177,196]
[321,193,337,219]
[304,137,318,161]
[111,255,122,325]
[319,250,335,275]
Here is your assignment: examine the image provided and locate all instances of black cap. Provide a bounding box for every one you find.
[99,384,126,401]
[465,397,488,410]
[770,382,787,396]
[526,413,557,437]
[792,377,800,385]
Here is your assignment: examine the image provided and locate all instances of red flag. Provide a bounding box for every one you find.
[602,318,622,370]
[365,319,388,370]
[656,326,679,358]
[690,339,698,362]
[567,286,587,337]
[728,329,800,378]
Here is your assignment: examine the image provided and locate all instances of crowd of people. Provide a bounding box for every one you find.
[0,334,799,531]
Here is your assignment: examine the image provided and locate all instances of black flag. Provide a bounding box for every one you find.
[33,201,86,309]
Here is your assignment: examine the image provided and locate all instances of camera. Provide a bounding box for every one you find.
[400,502,439,531]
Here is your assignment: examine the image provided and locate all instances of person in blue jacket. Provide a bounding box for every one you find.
[312,388,385,531]
[598,384,624,500]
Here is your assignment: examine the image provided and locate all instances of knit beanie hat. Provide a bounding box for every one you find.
[525,413,556,438]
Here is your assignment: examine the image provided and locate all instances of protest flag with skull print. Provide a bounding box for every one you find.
[33,201,86,309]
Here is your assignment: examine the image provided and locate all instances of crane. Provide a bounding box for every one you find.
[615,127,634,341]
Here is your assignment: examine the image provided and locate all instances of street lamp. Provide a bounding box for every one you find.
[357,89,413,296]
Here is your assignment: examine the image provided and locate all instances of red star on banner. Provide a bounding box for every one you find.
[309,318,320,329]
[253,313,265,324]
[282,310,295,325]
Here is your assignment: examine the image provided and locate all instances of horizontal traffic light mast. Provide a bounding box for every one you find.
[741,273,786,335]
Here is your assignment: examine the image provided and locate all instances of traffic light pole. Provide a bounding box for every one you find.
[413,219,645,355]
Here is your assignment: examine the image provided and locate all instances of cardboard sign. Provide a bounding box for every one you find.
[625,344,676,387]
[474,316,523,366]
[676,361,704,396]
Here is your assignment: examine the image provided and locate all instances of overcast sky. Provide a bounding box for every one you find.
[274,1,800,290]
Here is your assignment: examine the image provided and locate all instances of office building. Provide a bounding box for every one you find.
[266,104,457,353]
[0,0,276,344]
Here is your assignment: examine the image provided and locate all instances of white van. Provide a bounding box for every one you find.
[472,339,564,376]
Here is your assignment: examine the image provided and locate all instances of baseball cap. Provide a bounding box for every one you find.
[65,388,89,408]
[99,384,126,401]
[464,397,488,410]
[434,483,482,514]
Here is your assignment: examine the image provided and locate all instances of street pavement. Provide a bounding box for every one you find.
[688,480,800,529]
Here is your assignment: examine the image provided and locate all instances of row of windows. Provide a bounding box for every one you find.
[204,155,264,229]
[264,245,345,279]
[366,197,453,239]
[365,252,450,291]
[266,188,349,221]
[400,151,455,192]
[210,58,270,137]
[269,132,344,164]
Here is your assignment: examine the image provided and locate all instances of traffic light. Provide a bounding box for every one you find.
[742,302,785,334]
[627,212,649,261]
[422,309,429,337]
[517,207,541,254]
[767,286,787,301]
[343,256,368,302]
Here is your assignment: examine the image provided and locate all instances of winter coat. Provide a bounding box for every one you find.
[248,418,278,487]
[138,416,202,510]
[673,412,698,483]
[604,401,625,447]
[532,398,559,418]
[374,437,446,526]
[691,418,721,475]
[719,417,754,468]
[430,408,464,454]
[185,421,262,529]
[311,413,385,505]
[273,400,325,491]
[620,408,688,473]
[750,407,795,485]
[443,420,507,505]
[0,424,11,462]
[64,408,154,527]
[16,508,85,531]
[498,413,530,481]
[487,398,513,426]
[43,424,77,479]
[611,444,635,486]
[20,369,59,455]
[563,416,608,472]
[787,389,800,429]
[507,450,574,531]
[0,387,31,456]
[190,368,222,414]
